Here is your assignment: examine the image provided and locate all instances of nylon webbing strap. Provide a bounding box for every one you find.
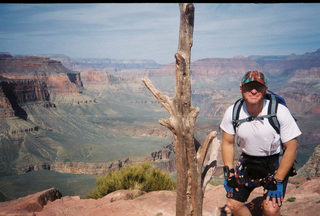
[233,114,276,128]
[269,94,280,134]
[232,98,244,132]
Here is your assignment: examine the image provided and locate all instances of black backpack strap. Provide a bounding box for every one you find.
[232,98,244,132]
[233,114,276,129]
[267,93,280,134]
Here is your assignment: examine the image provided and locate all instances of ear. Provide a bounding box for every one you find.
[239,85,242,92]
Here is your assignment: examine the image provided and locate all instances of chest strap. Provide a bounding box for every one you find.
[232,113,276,129]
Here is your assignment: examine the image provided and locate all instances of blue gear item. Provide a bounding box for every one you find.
[224,178,234,194]
[267,181,283,199]
[223,166,236,197]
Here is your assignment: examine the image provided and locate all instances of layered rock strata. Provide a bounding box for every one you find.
[0,55,84,119]
[297,144,320,178]
[24,158,130,175]
[23,144,176,175]
[0,85,14,118]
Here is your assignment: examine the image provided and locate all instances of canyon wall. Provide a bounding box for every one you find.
[0,54,85,120]
[297,144,320,178]
[24,159,130,175]
[0,55,72,75]
[0,85,15,118]
[23,144,176,175]
[39,54,161,72]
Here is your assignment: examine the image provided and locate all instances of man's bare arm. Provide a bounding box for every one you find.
[221,130,235,169]
[274,138,298,181]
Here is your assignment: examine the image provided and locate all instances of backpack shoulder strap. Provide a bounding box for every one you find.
[232,94,281,134]
[266,93,281,134]
[232,98,244,132]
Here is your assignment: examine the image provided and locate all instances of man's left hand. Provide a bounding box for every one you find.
[264,181,283,207]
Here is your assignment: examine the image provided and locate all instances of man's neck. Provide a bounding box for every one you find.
[245,100,264,117]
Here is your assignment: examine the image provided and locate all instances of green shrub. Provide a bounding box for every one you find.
[86,162,176,199]
[287,197,296,202]
[210,176,224,186]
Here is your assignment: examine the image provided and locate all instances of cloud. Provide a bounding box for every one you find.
[0,3,320,64]
[193,3,320,59]
[0,3,181,63]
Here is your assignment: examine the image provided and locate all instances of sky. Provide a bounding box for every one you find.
[1,3,320,64]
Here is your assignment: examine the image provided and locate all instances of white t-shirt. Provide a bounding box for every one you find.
[220,99,302,156]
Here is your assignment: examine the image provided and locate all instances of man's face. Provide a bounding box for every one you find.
[240,81,267,105]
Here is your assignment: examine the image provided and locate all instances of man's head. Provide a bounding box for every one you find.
[241,70,267,87]
[240,70,268,106]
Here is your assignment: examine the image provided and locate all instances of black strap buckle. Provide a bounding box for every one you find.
[223,166,234,179]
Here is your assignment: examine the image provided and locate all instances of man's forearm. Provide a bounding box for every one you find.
[275,138,298,181]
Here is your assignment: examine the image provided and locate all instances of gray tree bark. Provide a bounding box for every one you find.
[142,3,218,216]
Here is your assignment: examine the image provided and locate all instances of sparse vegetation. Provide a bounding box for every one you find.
[86,162,176,199]
[210,176,224,186]
[287,197,296,202]
[289,180,301,189]
[124,190,145,200]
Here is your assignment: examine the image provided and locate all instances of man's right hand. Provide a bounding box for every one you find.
[224,178,234,197]
[224,175,238,198]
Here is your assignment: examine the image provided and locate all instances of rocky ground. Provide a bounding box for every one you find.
[1,177,319,216]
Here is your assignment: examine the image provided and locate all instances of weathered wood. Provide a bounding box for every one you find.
[142,3,218,216]
[201,136,220,193]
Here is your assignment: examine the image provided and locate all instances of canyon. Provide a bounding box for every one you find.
[0,49,319,202]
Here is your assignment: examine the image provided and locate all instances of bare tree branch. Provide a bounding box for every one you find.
[197,131,217,169]
[201,136,220,192]
[159,117,177,135]
[190,107,200,125]
[142,77,173,115]
[201,160,217,193]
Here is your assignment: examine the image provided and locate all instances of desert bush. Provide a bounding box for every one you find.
[287,197,296,202]
[210,176,224,186]
[86,162,176,199]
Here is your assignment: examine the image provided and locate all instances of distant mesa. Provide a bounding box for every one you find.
[0,52,12,58]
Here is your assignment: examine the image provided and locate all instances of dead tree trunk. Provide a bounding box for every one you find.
[142,3,218,216]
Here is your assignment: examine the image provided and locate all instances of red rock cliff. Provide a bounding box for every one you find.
[0,85,14,118]
[0,55,83,119]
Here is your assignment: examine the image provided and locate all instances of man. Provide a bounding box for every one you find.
[220,70,301,216]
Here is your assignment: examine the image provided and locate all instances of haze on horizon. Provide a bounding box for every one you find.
[0,3,320,64]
